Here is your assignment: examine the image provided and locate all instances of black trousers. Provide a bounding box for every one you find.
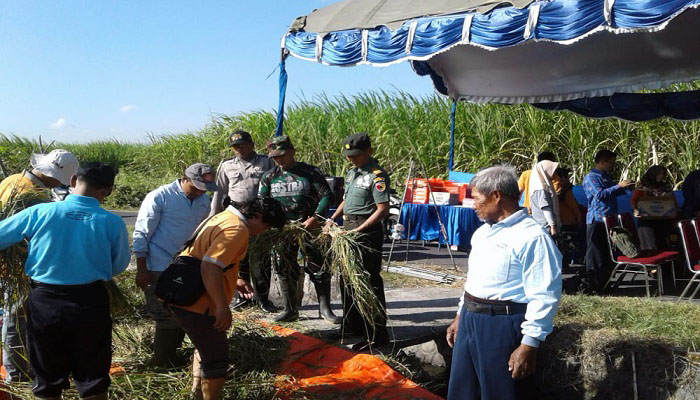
[585,222,614,289]
[341,219,388,342]
[26,281,112,398]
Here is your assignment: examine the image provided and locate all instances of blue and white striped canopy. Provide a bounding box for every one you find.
[284,0,700,104]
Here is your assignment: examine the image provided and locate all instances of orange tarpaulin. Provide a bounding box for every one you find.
[271,325,443,400]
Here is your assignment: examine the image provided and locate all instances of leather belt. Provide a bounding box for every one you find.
[463,291,527,315]
[30,280,102,290]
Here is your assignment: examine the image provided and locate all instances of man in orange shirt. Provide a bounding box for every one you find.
[168,198,286,400]
[518,152,558,211]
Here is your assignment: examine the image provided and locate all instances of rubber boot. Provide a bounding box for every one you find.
[314,278,341,325]
[153,326,186,368]
[273,279,299,322]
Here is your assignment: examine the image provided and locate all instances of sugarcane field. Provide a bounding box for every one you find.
[2,2,700,400]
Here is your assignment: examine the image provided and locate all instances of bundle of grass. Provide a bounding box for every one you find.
[317,224,385,328]
[247,220,314,279]
[0,186,51,308]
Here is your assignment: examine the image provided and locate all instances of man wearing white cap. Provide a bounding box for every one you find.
[0,149,79,382]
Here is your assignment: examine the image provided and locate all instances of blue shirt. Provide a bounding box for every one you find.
[132,179,210,272]
[583,168,623,224]
[461,209,562,347]
[0,194,131,285]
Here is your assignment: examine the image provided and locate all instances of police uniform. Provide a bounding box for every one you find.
[210,131,274,215]
[340,133,390,343]
[210,130,275,312]
[258,135,340,323]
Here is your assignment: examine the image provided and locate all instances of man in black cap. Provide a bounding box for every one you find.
[258,135,341,324]
[210,130,276,312]
[325,133,391,349]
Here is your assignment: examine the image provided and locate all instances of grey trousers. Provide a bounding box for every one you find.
[144,271,181,330]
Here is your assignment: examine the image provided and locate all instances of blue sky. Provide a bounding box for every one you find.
[0,1,434,143]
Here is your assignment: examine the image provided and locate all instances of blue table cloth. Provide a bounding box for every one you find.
[400,203,483,249]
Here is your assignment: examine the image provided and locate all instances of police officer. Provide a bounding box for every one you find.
[326,133,390,349]
[210,130,276,312]
[259,135,341,324]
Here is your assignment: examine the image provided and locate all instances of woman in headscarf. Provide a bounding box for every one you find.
[681,169,700,219]
[630,165,678,250]
[529,160,560,236]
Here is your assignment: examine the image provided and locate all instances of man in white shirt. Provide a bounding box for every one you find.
[446,164,562,400]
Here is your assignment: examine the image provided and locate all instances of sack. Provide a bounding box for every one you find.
[610,227,640,258]
[155,256,206,306]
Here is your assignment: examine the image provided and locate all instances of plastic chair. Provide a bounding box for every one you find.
[618,212,677,288]
[603,215,678,296]
[678,219,700,302]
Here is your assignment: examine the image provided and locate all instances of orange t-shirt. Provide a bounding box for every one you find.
[176,207,249,315]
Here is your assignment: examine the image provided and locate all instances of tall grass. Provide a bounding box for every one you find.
[2,89,700,209]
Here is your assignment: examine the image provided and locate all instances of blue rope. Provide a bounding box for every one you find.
[275,58,288,137]
[448,100,457,171]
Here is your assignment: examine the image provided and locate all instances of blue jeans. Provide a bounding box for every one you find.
[447,305,535,400]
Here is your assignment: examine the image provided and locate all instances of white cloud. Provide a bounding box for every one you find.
[119,105,137,113]
[49,117,67,129]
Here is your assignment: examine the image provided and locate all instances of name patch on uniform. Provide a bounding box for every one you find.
[375,181,386,192]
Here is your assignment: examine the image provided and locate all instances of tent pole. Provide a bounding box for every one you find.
[275,50,289,137]
[448,99,457,172]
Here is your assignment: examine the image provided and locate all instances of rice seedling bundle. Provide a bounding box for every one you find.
[318,224,385,325]
[248,221,385,326]
[0,185,51,307]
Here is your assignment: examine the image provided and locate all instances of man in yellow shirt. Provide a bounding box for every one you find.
[168,198,286,400]
[0,149,78,383]
[518,152,558,211]
[0,149,79,206]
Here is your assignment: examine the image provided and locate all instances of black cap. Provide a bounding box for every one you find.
[267,135,294,157]
[342,133,371,156]
[229,130,253,146]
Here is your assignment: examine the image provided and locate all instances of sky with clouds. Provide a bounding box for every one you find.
[0,1,435,143]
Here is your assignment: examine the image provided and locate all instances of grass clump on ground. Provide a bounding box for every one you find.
[537,295,700,399]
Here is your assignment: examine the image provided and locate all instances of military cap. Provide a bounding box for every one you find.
[267,135,294,157]
[229,130,253,146]
[342,133,371,156]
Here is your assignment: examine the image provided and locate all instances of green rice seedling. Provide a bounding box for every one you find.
[318,224,385,327]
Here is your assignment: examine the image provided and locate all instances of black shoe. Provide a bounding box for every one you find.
[259,298,278,313]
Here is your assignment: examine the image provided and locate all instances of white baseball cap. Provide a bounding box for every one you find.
[30,149,79,186]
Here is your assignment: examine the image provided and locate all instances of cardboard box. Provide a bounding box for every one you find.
[430,191,459,205]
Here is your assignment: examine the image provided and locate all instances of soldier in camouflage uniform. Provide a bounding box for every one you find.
[326,133,390,349]
[259,135,341,324]
[210,130,276,312]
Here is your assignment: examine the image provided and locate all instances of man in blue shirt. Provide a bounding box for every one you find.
[446,165,562,400]
[582,149,632,291]
[0,162,130,400]
[132,163,214,367]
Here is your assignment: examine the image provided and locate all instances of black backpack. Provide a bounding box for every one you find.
[155,215,234,306]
